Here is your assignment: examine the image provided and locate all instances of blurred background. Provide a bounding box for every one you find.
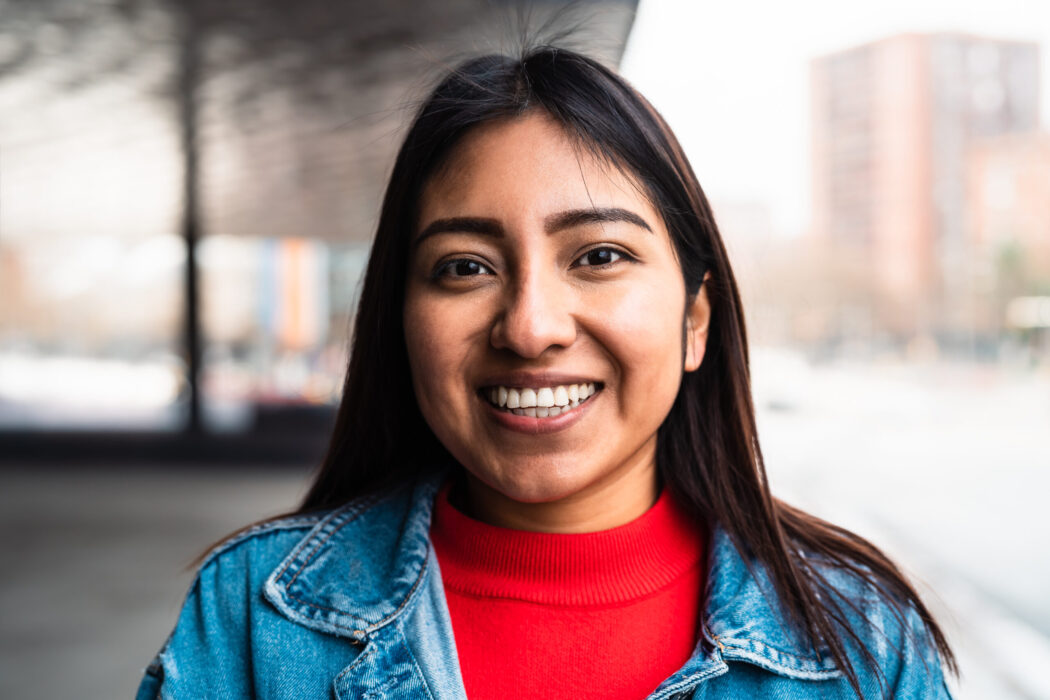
[0,0,1047,698]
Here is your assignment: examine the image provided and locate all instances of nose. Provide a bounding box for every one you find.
[490,268,577,358]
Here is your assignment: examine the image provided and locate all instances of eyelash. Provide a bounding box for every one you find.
[433,246,633,279]
[433,258,494,279]
[572,246,632,268]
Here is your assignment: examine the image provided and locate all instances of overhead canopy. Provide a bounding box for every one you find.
[0,0,638,245]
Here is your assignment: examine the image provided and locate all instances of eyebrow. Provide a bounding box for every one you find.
[416,217,504,245]
[544,207,653,235]
[415,207,652,246]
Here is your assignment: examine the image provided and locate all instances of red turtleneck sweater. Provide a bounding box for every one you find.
[429,485,707,700]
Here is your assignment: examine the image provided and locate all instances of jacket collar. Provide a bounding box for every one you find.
[264,477,442,643]
[265,475,840,681]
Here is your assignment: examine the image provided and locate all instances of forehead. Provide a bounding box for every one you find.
[418,112,660,228]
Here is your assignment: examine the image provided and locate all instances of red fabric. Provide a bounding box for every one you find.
[430,484,707,700]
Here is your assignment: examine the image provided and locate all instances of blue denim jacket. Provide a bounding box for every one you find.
[136,476,952,699]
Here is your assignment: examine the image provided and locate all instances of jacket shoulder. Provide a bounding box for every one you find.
[805,553,953,697]
[196,511,328,575]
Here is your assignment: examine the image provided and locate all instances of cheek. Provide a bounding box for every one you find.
[404,295,465,454]
[600,277,685,352]
[403,294,449,402]
[403,291,488,406]
[591,277,686,393]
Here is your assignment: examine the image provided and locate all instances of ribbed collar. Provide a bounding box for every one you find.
[430,482,706,606]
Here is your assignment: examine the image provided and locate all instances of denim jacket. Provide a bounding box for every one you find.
[136,476,952,699]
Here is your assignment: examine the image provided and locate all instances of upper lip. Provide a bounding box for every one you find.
[477,371,603,388]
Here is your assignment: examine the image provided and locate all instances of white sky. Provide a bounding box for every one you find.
[620,0,1050,236]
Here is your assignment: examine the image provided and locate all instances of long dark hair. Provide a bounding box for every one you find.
[300,46,956,696]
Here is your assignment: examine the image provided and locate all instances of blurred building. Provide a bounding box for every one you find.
[810,33,1040,346]
[967,133,1050,281]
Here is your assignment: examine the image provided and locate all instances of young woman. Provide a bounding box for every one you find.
[138,46,956,699]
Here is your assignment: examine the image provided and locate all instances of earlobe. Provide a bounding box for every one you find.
[684,275,711,372]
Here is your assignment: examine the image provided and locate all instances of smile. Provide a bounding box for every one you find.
[482,383,600,417]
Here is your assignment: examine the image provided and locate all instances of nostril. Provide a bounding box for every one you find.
[489,309,577,358]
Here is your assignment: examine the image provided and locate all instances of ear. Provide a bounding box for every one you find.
[684,274,711,373]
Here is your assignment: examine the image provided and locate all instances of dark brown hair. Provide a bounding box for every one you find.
[300,46,956,697]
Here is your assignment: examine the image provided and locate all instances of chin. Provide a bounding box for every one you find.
[471,459,597,505]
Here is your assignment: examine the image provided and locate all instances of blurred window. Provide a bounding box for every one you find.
[0,10,185,430]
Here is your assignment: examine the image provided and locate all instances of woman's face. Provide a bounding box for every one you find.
[404,112,709,532]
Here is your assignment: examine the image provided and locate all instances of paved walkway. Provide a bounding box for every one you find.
[0,465,307,700]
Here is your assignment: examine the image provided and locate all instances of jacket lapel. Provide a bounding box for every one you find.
[263,478,441,639]
[264,475,467,698]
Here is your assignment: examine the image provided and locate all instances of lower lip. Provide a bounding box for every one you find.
[481,391,599,434]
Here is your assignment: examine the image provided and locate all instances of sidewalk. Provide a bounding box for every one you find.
[0,465,307,700]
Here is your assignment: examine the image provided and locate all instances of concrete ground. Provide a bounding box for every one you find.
[0,465,308,700]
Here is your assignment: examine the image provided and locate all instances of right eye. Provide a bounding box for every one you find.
[434,258,494,279]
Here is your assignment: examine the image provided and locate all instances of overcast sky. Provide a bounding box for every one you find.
[620,0,1050,236]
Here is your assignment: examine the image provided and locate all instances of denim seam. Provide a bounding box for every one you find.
[372,550,430,627]
[719,638,842,678]
[273,500,382,631]
[336,641,377,682]
[647,662,730,700]
[361,672,413,700]
[280,555,430,633]
[395,626,438,700]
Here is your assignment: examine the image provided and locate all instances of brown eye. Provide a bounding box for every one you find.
[575,247,627,268]
[436,258,493,278]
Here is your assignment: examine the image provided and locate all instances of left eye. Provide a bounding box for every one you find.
[575,247,626,267]
[436,258,493,278]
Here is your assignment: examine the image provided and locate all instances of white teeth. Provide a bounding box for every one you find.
[485,382,600,417]
[519,388,537,408]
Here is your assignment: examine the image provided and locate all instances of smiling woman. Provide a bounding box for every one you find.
[138,46,957,700]
[404,113,708,532]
